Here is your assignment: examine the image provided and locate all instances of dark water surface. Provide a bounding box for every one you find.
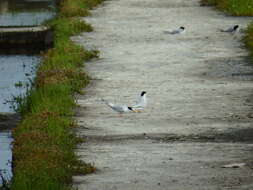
[0,1,53,184]
[0,131,12,185]
[0,0,55,26]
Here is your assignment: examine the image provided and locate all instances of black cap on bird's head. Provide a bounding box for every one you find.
[180,26,185,30]
[234,25,239,30]
[141,91,147,96]
[128,107,133,111]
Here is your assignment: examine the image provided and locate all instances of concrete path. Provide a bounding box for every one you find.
[73,0,253,189]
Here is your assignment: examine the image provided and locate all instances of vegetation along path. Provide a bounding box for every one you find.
[73,0,253,189]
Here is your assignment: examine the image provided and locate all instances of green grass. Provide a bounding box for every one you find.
[60,0,104,17]
[10,0,102,190]
[244,23,253,61]
[60,1,90,17]
[200,0,253,16]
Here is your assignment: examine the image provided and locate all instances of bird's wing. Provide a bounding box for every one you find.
[170,30,179,34]
[101,98,128,113]
[132,96,145,108]
[101,98,115,109]
[112,105,125,112]
[226,27,234,32]
[164,30,178,34]
[221,27,233,32]
[164,31,173,34]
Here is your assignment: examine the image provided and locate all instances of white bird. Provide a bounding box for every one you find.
[164,26,185,35]
[220,25,239,34]
[132,91,147,112]
[101,98,133,114]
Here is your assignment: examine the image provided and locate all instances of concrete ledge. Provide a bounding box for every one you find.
[0,25,53,53]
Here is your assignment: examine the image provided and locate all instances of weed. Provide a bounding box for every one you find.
[0,171,11,190]
[244,22,253,61]
[14,81,23,88]
[200,0,253,16]
[11,0,103,189]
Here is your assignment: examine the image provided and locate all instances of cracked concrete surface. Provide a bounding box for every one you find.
[73,0,253,189]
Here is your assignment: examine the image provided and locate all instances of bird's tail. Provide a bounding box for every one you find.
[101,98,114,108]
[163,31,174,34]
[101,98,108,105]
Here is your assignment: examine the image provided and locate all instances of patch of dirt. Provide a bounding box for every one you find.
[202,56,253,81]
[79,126,253,144]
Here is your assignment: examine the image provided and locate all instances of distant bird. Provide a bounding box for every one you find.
[164,26,185,35]
[220,25,239,34]
[101,98,134,114]
[132,91,147,112]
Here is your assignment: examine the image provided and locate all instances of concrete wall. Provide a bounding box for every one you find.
[0,26,53,53]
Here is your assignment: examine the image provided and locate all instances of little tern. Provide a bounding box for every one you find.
[164,26,185,35]
[132,91,147,112]
[220,25,239,34]
[101,98,133,114]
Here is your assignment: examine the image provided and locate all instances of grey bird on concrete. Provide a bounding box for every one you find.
[101,98,134,114]
[164,26,185,34]
[220,25,239,34]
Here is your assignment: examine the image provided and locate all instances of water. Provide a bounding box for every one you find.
[0,0,54,187]
[0,56,40,113]
[0,0,52,112]
[0,0,55,26]
[0,131,12,185]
